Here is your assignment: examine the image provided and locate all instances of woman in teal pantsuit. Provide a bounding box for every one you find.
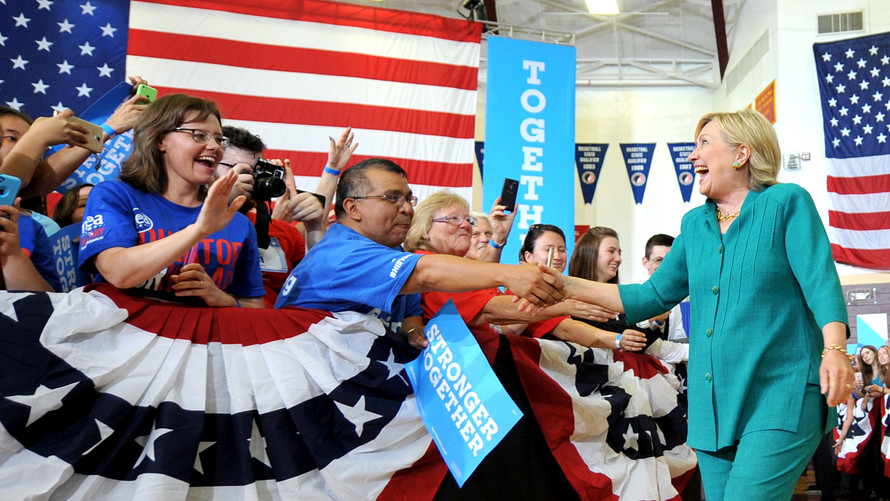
[550,109,854,500]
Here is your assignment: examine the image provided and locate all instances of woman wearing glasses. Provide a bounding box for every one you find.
[404,192,645,351]
[79,94,264,307]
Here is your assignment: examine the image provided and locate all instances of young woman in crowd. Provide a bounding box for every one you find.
[0,106,67,292]
[566,226,688,364]
[53,184,93,228]
[568,226,664,346]
[78,94,264,307]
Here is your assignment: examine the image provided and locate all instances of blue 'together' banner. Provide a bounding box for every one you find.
[483,36,576,265]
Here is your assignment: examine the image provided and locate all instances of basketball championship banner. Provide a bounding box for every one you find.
[575,143,608,204]
[475,141,485,177]
[620,143,656,205]
[483,36,576,264]
[667,142,697,203]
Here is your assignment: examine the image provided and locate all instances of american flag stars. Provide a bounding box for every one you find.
[816,36,890,158]
[0,0,127,116]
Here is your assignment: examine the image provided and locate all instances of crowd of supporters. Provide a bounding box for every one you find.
[1,79,888,501]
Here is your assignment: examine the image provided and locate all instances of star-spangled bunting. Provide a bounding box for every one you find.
[0,0,128,119]
[0,286,697,500]
[813,33,890,269]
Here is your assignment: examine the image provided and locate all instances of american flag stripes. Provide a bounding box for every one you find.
[0,286,694,500]
[127,0,480,201]
[814,33,890,270]
[2,0,480,201]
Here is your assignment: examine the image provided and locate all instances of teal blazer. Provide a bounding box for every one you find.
[619,183,847,451]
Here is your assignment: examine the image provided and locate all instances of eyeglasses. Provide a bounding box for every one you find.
[352,193,418,207]
[432,215,477,227]
[170,127,230,149]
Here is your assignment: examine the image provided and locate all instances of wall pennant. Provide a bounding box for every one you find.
[667,142,697,203]
[575,143,608,204]
[619,143,656,205]
[475,141,485,178]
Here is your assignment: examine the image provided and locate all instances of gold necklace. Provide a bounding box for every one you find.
[716,206,740,222]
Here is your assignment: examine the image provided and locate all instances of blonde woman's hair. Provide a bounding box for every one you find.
[469,211,489,227]
[403,191,469,253]
[695,108,781,192]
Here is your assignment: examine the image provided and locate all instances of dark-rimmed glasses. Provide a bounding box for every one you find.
[170,127,230,149]
[352,194,418,207]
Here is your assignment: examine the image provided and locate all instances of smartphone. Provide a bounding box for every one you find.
[135,83,158,102]
[296,189,326,208]
[0,174,21,207]
[0,174,21,230]
[499,178,519,212]
[854,372,863,384]
[66,116,104,153]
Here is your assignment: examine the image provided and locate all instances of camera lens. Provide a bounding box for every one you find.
[254,176,286,200]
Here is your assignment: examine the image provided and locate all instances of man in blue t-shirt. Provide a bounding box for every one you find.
[275,158,566,348]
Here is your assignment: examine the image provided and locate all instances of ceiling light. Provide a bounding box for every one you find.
[585,0,619,15]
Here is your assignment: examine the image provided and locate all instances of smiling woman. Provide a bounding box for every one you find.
[77,94,265,308]
[404,191,475,257]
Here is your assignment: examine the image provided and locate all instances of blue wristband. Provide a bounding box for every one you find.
[236,299,242,308]
[100,122,116,138]
[615,333,622,350]
[323,166,341,176]
[489,239,503,249]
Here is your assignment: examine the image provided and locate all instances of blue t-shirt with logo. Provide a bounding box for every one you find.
[79,181,264,299]
[274,223,422,332]
[3,214,62,291]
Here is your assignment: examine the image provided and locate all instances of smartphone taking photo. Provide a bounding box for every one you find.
[0,174,22,230]
[65,116,105,153]
[500,178,519,212]
[135,83,158,102]
[0,174,21,207]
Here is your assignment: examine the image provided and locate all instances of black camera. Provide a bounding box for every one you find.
[252,159,287,201]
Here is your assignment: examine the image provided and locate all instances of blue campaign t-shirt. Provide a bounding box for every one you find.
[5,214,62,291]
[79,181,264,299]
[275,223,422,331]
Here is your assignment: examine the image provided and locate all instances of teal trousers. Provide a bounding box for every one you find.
[696,384,826,501]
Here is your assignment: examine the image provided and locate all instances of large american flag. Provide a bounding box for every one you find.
[814,33,890,270]
[0,286,695,500]
[1,0,479,201]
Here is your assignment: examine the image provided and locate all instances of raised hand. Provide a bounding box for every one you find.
[327,127,358,171]
[194,170,246,237]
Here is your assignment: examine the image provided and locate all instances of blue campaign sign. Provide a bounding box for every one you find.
[51,82,136,194]
[619,143,656,204]
[405,300,522,487]
[50,223,90,292]
[575,143,608,204]
[483,36,576,264]
[667,142,697,203]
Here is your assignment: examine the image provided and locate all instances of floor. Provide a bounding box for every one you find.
[789,468,885,501]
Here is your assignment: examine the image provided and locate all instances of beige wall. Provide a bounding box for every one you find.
[472,0,890,283]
